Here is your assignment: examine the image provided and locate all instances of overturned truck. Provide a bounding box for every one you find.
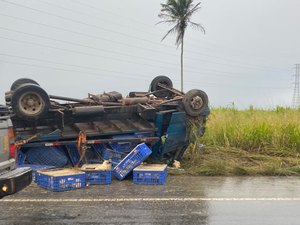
[5,76,209,167]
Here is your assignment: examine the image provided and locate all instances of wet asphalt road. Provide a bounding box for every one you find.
[1,175,300,225]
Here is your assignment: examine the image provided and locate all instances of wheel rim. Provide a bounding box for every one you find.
[18,92,44,116]
[190,95,203,110]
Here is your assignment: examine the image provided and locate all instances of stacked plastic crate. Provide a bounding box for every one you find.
[34,143,167,192]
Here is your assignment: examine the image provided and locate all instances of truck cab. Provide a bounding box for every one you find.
[0,105,32,198]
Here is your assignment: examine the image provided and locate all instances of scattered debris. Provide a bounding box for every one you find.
[173,160,181,169]
[198,144,206,151]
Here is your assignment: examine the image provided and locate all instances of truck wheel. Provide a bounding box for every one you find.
[10,78,39,91]
[183,89,208,117]
[5,91,12,103]
[150,76,173,98]
[11,84,50,121]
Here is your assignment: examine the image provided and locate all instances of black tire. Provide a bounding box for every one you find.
[150,76,173,98]
[183,89,208,117]
[10,78,39,91]
[11,84,50,121]
[5,91,12,102]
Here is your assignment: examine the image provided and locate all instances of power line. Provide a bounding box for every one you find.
[38,0,160,39]
[0,20,288,78]
[70,0,238,54]
[0,35,183,72]
[0,26,181,68]
[0,0,287,72]
[0,53,152,77]
[0,58,147,80]
[70,0,287,72]
[0,26,247,77]
[0,12,235,73]
[71,0,158,30]
[0,58,290,90]
[71,0,258,59]
[68,0,250,58]
[0,53,233,80]
[0,35,256,78]
[38,0,223,65]
[0,13,179,56]
[0,0,168,46]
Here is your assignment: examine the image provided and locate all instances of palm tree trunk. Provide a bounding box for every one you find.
[180,38,184,92]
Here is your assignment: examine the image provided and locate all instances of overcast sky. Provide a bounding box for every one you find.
[0,0,299,108]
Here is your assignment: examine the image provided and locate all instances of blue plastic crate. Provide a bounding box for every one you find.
[91,144,106,157]
[36,168,86,192]
[26,146,69,167]
[109,134,136,153]
[66,145,83,167]
[83,170,112,185]
[113,143,152,180]
[109,132,154,153]
[111,162,119,169]
[18,164,56,183]
[102,148,125,160]
[17,149,27,165]
[80,164,112,185]
[133,164,167,185]
[109,142,135,153]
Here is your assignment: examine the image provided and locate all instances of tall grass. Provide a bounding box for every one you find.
[201,107,300,152]
[180,107,300,176]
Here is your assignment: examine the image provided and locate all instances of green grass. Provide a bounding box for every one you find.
[181,107,300,176]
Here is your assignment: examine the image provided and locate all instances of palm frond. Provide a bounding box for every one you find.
[188,2,201,15]
[158,0,205,46]
[158,12,178,20]
[189,21,205,34]
[161,25,178,41]
[156,19,177,26]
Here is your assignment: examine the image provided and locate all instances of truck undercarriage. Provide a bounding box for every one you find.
[5,76,209,166]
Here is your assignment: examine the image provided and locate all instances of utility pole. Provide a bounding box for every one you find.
[292,64,300,108]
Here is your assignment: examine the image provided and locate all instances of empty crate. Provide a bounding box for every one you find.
[113,143,152,180]
[80,163,112,185]
[36,168,85,192]
[133,164,167,185]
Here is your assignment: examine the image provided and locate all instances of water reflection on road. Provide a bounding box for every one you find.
[1,176,300,224]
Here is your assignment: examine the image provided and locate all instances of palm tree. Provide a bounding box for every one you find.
[158,0,205,92]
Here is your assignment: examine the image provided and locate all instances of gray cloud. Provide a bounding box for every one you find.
[0,0,299,108]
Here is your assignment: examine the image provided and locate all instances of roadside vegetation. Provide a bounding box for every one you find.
[181,107,300,176]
